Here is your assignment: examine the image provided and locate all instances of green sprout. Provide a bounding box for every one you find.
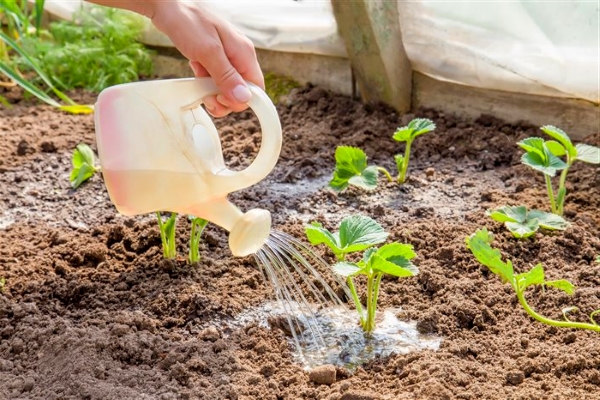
[486,205,569,239]
[329,146,392,192]
[0,276,5,292]
[70,144,100,189]
[306,215,418,334]
[156,212,177,259]
[466,228,599,332]
[518,126,599,216]
[188,216,209,264]
[393,118,436,183]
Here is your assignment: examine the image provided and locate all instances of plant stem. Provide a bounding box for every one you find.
[398,140,412,184]
[517,290,600,332]
[544,174,557,214]
[363,274,375,333]
[376,166,393,182]
[556,165,570,216]
[366,273,383,334]
[347,276,365,326]
[188,218,208,264]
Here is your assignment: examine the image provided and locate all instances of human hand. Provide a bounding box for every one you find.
[87,0,264,117]
[149,1,264,117]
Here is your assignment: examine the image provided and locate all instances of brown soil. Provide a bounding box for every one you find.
[1,83,599,400]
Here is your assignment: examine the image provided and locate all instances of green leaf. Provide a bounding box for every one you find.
[516,263,545,290]
[70,163,96,189]
[575,143,600,164]
[305,222,342,256]
[506,219,539,238]
[70,144,98,189]
[517,137,546,156]
[518,138,568,177]
[376,242,416,261]
[394,154,404,174]
[339,215,388,253]
[75,144,96,166]
[329,146,378,192]
[362,247,378,264]
[347,165,378,190]
[540,125,575,158]
[332,262,363,277]
[487,205,527,224]
[545,140,566,157]
[545,279,575,295]
[466,229,514,285]
[393,118,436,142]
[370,254,418,277]
[527,210,569,230]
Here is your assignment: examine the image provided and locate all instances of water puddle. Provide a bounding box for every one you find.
[228,301,442,370]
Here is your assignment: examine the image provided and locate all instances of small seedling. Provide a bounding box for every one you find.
[305,215,389,260]
[329,146,392,192]
[70,143,100,189]
[156,212,177,259]
[486,205,569,238]
[518,126,599,216]
[393,118,436,183]
[466,228,599,332]
[188,216,209,264]
[306,215,418,334]
[0,277,5,293]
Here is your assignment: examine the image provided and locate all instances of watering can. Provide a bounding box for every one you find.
[94,78,282,257]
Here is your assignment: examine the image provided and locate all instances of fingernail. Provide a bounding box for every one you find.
[203,97,216,111]
[232,84,252,103]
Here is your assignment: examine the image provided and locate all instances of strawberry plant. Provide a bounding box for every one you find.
[393,118,436,183]
[329,146,392,192]
[467,228,599,332]
[70,144,100,189]
[188,216,209,264]
[486,205,568,238]
[156,212,177,259]
[306,215,418,334]
[518,126,599,216]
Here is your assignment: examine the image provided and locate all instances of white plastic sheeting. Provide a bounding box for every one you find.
[43,0,347,57]
[43,0,598,103]
[397,1,599,103]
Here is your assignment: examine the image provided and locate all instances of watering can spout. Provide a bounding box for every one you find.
[94,77,282,257]
[187,198,271,257]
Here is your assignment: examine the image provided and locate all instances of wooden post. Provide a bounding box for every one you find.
[331,0,412,113]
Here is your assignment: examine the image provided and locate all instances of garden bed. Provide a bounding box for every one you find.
[0,84,598,400]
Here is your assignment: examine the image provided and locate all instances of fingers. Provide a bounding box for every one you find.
[151,2,265,118]
[190,61,231,117]
[196,36,254,114]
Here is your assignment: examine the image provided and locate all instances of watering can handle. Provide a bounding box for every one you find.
[232,82,282,184]
[184,78,282,188]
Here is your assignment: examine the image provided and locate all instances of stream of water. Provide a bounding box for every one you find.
[243,231,442,369]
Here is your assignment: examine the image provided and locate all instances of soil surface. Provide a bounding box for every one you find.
[1,83,599,400]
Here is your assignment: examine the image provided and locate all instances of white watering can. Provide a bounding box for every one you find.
[94,78,282,257]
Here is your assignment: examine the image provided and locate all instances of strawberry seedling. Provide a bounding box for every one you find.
[393,118,436,183]
[518,126,599,216]
[188,216,209,264]
[156,212,177,259]
[486,205,568,238]
[467,228,599,332]
[306,215,418,334]
[329,146,392,192]
[70,143,100,189]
